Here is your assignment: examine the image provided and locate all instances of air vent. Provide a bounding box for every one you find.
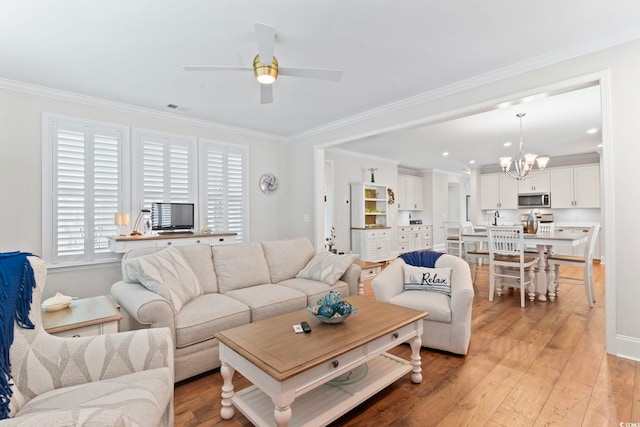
[167,104,179,109]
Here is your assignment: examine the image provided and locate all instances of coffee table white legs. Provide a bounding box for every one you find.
[220,362,235,420]
[410,336,422,383]
[273,400,293,427]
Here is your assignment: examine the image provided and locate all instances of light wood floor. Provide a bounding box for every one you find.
[175,262,640,426]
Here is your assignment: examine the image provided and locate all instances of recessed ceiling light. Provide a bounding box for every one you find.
[597,143,603,148]
[504,142,512,147]
[469,160,475,164]
[442,152,449,157]
[587,128,598,134]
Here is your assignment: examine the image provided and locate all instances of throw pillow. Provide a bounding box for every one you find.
[296,251,358,286]
[403,264,452,296]
[124,246,204,313]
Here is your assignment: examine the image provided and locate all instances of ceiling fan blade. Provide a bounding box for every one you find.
[260,84,273,104]
[254,22,275,64]
[279,67,343,81]
[182,65,252,72]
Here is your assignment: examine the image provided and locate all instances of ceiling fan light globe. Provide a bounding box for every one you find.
[254,54,278,84]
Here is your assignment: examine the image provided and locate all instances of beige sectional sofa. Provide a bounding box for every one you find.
[111,237,361,382]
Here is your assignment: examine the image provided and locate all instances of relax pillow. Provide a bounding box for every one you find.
[124,246,204,313]
[296,251,357,285]
[403,264,452,296]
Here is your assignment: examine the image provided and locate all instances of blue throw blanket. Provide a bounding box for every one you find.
[0,252,36,420]
[399,250,444,268]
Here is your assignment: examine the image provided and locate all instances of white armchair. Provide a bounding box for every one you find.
[371,253,474,355]
[2,257,175,426]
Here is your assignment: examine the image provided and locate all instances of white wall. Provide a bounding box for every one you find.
[293,40,640,361]
[0,87,284,299]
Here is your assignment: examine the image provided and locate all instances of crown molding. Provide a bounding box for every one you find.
[0,77,283,142]
[286,29,640,144]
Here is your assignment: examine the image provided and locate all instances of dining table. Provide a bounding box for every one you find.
[461,229,589,301]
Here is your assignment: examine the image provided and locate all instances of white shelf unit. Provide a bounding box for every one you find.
[350,183,388,229]
[350,183,391,262]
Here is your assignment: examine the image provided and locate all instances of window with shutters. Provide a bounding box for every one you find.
[43,115,129,265]
[131,129,198,223]
[199,139,249,242]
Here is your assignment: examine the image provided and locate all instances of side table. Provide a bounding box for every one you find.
[43,295,122,338]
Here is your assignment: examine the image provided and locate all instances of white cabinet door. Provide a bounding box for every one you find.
[499,176,519,209]
[550,165,600,208]
[410,177,424,210]
[517,170,550,194]
[574,165,600,208]
[550,168,574,208]
[397,175,423,210]
[480,173,517,210]
[397,175,408,210]
[480,174,500,210]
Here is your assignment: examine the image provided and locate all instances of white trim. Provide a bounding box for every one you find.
[613,334,640,363]
[599,71,617,356]
[42,113,130,265]
[0,77,282,142]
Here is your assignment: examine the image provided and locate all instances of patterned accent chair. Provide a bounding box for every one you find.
[1,257,174,426]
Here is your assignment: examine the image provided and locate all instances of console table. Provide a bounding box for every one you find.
[108,232,237,253]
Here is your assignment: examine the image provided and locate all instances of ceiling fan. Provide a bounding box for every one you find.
[182,22,343,104]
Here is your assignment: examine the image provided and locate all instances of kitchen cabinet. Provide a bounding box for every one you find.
[397,174,424,210]
[351,228,391,262]
[398,225,433,254]
[480,173,518,210]
[550,165,600,208]
[517,170,550,194]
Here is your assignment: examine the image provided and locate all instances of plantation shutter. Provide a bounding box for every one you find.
[141,137,192,206]
[201,140,248,242]
[50,119,124,264]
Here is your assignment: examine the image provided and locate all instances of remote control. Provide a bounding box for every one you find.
[300,321,312,333]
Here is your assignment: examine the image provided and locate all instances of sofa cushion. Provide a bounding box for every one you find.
[390,291,451,323]
[296,251,358,285]
[213,242,271,293]
[278,277,350,307]
[262,238,316,283]
[403,265,452,296]
[224,284,307,322]
[124,246,204,313]
[12,367,172,427]
[175,245,218,293]
[175,293,250,348]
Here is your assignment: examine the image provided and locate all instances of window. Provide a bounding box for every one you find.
[131,129,198,225]
[199,139,249,242]
[43,115,129,265]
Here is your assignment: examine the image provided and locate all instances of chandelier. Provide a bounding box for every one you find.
[499,113,549,180]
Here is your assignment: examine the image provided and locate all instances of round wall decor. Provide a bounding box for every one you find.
[259,173,279,194]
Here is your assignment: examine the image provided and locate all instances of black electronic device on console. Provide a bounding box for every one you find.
[151,202,195,233]
[300,321,312,333]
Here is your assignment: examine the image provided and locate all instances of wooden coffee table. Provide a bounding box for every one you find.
[215,295,428,427]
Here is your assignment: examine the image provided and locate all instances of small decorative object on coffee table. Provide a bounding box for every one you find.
[307,290,358,324]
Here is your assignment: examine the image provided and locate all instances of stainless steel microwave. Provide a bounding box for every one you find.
[518,193,551,208]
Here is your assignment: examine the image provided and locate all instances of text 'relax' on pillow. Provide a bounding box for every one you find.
[403,264,452,296]
[124,246,204,313]
[296,251,357,285]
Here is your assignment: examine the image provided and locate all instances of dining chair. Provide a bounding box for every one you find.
[443,221,464,256]
[525,222,555,254]
[546,224,600,307]
[462,222,489,284]
[487,225,538,307]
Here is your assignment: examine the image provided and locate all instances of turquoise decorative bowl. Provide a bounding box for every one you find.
[307,305,358,324]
